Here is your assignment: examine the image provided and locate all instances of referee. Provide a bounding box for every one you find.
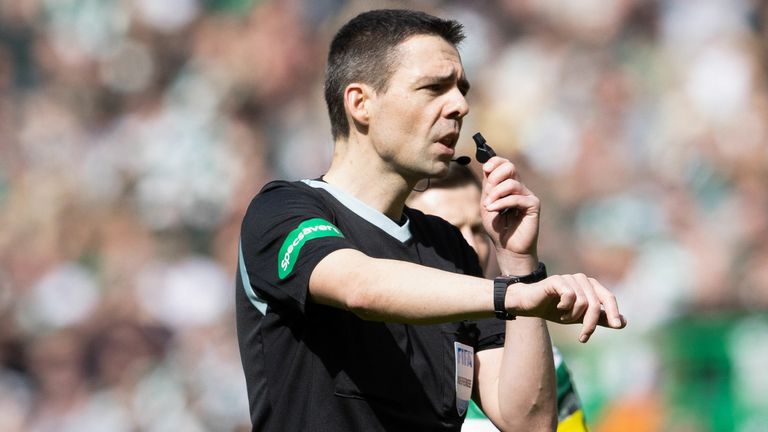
[236,9,625,431]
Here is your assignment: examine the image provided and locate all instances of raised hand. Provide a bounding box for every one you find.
[481,157,540,258]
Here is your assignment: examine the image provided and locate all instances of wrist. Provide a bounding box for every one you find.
[493,262,548,320]
[503,285,522,317]
[494,249,539,275]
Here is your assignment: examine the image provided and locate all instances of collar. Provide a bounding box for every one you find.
[301,179,412,243]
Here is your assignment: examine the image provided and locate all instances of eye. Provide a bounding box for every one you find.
[421,83,445,93]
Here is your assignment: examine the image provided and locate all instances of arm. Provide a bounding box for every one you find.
[474,324,555,431]
[471,157,625,431]
[309,244,615,432]
[309,248,493,324]
[308,249,621,326]
[307,158,624,430]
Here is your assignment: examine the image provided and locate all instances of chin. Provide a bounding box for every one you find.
[431,160,451,177]
[405,160,449,182]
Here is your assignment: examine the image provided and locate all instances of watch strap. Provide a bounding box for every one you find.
[493,278,516,320]
[515,262,547,284]
[492,262,548,320]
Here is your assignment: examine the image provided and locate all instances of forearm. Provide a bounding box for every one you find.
[309,248,495,324]
[497,318,556,431]
[475,251,557,431]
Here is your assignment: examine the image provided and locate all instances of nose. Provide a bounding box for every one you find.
[446,88,469,120]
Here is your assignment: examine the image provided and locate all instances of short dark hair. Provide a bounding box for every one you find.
[324,9,465,140]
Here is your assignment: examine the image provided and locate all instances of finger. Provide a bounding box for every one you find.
[484,177,537,212]
[561,276,587,324]
[484,161,519,187]
[486,194,540,214]
[484,179,526,206]
[589,277,624,328]
[481,156,509,177]
[482,163,515,202]
[574,273,601,343]
[481,161,521,213]
[596,311,627,328]
[548,277,575,311]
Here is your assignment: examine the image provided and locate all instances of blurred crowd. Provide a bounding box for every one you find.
[1,0,767,431]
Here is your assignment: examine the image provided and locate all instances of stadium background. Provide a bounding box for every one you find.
[1,0,767,430]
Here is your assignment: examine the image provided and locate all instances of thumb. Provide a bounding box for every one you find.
[555,285,575,311]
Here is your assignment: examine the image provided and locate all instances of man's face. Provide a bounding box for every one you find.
[408,183,490,270]
[366,35,470,183]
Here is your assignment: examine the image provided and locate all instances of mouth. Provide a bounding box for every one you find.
[436,132,459,153]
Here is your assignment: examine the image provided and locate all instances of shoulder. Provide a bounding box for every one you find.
[405,206,462,238]
[253,179,317,202]
[242,180,337,235]
[247,180,324,214]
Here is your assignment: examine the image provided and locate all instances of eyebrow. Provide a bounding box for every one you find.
[421,72,471,95]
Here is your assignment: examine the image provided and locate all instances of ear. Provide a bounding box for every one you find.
[343,83,372,128]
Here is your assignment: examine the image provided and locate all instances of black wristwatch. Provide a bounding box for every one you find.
[493,262,548,320]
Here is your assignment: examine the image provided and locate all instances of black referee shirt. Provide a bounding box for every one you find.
[236,179,505,431]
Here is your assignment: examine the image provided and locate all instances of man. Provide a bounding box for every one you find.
[408,163,590,432]
[236,9,625,431]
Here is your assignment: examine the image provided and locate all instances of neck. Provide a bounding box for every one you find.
[323,136,414,221]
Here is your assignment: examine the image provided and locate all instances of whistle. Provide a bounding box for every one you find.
[472,132,496,163]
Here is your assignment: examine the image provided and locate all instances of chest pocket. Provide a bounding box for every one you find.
[332,320,426,402]
[331,320,478,423]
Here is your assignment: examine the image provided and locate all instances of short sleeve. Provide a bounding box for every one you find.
[474,318,505,352]
[240,181,358,315]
